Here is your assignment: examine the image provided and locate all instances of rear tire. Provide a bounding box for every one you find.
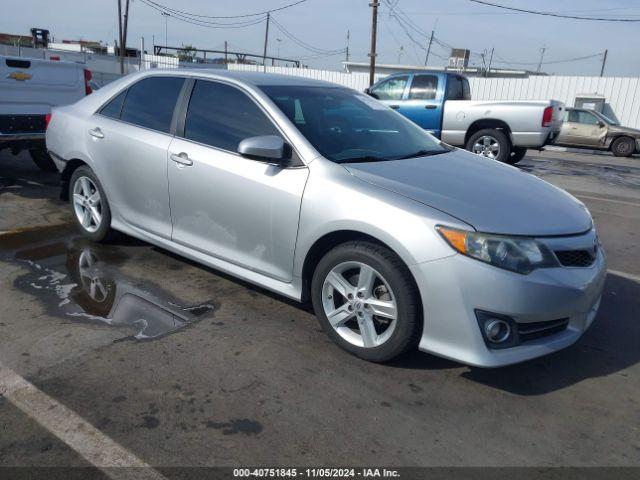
[311,241,421,363]
[466,129,512,163]
[29,148,57,172]
[507,147,527,165]
[69,166,117,242]
[611,136,635,157]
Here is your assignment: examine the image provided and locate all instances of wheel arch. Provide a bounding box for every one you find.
[60,158,89,201]
[608,134,636,151]
[464,119,513,145]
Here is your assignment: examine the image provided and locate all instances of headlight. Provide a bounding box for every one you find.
[436,226,559,274]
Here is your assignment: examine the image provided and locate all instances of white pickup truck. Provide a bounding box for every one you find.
[0,55,92,171]
[366,72,564,164]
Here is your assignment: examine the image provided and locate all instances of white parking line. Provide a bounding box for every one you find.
[608,269,640,283]
[0,363,167,480]
[575,194,640,207]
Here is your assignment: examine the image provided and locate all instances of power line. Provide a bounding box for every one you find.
[270,16,346,55]
[141,0,311,19]
[466,0,640,22]
[139,0,267,29]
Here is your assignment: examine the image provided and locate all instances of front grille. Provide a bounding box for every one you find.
[554,249,596,267]
[518,318,569,343]
[0,114,46,134]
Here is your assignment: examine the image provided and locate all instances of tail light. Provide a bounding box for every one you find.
[45,113,52,129]
[83,69,93,95]
[542,106,553,127]
[50,55,60,61]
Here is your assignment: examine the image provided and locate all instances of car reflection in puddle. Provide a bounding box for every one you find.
[2,227,216,340]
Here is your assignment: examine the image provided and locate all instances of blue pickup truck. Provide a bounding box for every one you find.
[366,72,564,164]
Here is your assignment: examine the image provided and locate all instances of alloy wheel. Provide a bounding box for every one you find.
[73,176,102,233]
[472,135,500,159]
[321,261,398,348]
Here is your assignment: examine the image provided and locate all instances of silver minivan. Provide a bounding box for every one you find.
[46,70,606,367]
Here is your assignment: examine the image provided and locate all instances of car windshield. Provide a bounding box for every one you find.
[260,85,449,163]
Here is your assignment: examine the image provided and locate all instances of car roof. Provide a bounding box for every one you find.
[146,68,343,89]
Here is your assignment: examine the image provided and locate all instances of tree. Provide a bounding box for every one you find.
[177,44,197,62]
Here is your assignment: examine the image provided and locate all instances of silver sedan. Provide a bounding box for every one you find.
[45,70,606,367]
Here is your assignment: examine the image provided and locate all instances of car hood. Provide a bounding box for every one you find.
[608,125,640,137]
[344,149,592,236]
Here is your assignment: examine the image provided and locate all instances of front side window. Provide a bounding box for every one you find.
[184,80,279,151]
[568,110,599,125]
[261,85,448,163]
[99,91,127,119]
[370,75,408,101]
[119,77,185,133]
[409,75,438,100]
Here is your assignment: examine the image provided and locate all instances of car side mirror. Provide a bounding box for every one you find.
[364,87,379,99]
[238,135,289,164]
[598,121,605,128]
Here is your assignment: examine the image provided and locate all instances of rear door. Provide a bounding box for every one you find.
[86,76,185,239]
[167,79,309,282]
[398,74,442,135]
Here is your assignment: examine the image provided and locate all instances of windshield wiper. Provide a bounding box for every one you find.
[396,149,448,160]
[336,155,391,164]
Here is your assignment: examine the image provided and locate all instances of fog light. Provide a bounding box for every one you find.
[484,319,511,343]
[475,310,519,349]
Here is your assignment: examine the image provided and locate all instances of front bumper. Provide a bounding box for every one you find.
[410,240,607,367]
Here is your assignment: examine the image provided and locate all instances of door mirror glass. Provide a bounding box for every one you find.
[238,135,287,163]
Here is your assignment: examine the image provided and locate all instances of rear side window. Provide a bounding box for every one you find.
[409,75,438,100]
[120,77,184,133]
[184,80,279,152]
[446,76,471,100]
[99,91,127,119]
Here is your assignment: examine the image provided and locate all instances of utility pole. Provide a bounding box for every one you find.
[262,12,270,72]
[368,1,379,86]
[424,30,434,66]
[346,30,350,62]
[536,46,546,74]
[117,0,123,74]
[122,0,130,74]
[224,40,228,64]
[487,47,494,77]
[600,49,608,77]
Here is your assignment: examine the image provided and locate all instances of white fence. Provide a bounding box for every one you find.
[228,64,640,129]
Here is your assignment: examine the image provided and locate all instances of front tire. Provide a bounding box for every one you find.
[311,241,421,362]
[29,148,57,172]
[466,129,512,163]
[611,136,635,157]
[69,166,116,242]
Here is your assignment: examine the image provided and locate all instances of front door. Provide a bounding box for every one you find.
[167,79,309,282]
[87,76,185,239]
[558,109,605,147]
[398,74,442,136]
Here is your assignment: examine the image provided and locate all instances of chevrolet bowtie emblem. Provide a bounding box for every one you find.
[8,71,32,81]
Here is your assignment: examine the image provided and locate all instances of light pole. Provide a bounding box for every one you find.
[276,38,282,59]
[162,12,169,50]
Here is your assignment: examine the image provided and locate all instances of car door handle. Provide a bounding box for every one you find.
[88,127,104,139]
[424,105,437,109]
[389,105,400,110]
[170,152,193,166]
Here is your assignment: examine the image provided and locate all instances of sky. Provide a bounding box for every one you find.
[2,0,640,76]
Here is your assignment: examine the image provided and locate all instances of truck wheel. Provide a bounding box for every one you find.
[466,129,511,163]
[611,136,635,157]
[311,241,421,363]
[29,148,58,172]
[507,147,527,165]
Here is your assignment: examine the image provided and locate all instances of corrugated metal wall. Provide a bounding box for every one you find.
[228,64,640,129]
[468,76,640,130]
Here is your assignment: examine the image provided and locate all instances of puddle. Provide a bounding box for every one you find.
[0,225,216,340]
[519,157,640,189]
